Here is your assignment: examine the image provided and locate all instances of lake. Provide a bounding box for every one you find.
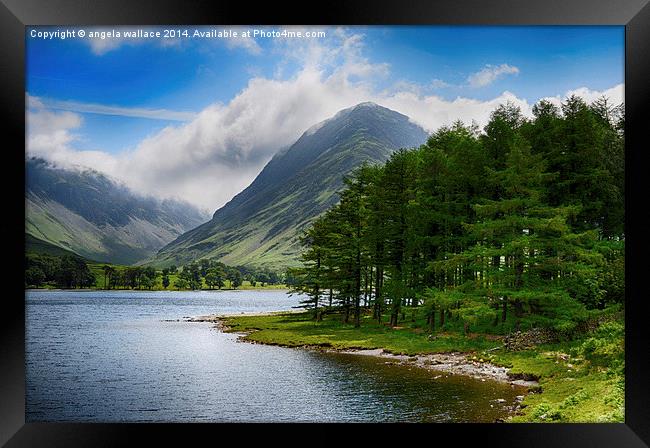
[26,289,522,422]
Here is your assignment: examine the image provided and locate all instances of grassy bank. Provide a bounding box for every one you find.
[221,307,624,423]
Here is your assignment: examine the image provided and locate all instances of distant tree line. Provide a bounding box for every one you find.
[100,265,158,290]
[290,96,625,333]
[25,253,96,288]
[25,251,286,290]
[170,259,282,290]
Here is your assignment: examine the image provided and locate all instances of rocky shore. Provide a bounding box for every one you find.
[163,309,302,323]
[331,348,539,388]
[184,312,539,389]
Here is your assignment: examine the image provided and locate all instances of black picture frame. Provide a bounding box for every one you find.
[2,0,649,445]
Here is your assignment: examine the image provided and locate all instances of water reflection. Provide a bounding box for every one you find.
[26,290,521,422]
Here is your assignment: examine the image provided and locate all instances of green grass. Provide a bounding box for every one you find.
[26,234,83,258]
[223,310,499,354]
[484,340,624,422]
[222,307,624,423]
[489,319,625,422]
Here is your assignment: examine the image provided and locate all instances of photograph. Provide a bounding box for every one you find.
[22,24,627,425]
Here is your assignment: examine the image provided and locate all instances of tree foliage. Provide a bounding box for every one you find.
[292,96,624,332]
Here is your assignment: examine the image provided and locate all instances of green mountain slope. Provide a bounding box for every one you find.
[25,158,210,265]
[152,102,429,269]
[26,233,84,259]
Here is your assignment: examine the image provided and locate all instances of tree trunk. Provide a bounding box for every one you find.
[363,269,369,308]
[313,289,320,320]
[514,299,524,318]
[390,311,398,327]
[374,265,383,322]
[514,249,524,291]
[354,296,361,328]
[368,268,373,309]
[390,295,400,327]
[313,257,321,320]
[501,297,508,323]
[354,263,361,328]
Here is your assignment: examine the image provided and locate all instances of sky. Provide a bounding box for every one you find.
[26,25,624,212]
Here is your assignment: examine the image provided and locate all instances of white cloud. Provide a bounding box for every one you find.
[29,95,196,122]
[84,27,165,55]
[467,63,520,88]
[223,28,263,55]
[27,31,623,212]
[83,26,262,56]
[88,37,125,56]
[430,78,452,89]
[539,84,624,109]
[380,90,532,134]
[26,101,120,175]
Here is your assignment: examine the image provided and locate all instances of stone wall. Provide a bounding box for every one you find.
[504,327,559,351]
[503,312,622,351]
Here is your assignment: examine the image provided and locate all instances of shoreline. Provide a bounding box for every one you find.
[327,348,538,388]
[184,309,633,423]
[188,311,538,389]
[169,309,302,324]
[186,309,304,322]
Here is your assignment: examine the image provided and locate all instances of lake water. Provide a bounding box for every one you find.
[26,289,522,422]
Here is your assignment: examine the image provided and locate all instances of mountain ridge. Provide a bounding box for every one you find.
[25,158,210,265]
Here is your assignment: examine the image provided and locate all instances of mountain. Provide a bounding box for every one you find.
[26,233,85,259]
[25,158,210,265]
[152,102,429,269]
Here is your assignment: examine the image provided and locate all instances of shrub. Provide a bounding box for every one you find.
[576,321,624,367]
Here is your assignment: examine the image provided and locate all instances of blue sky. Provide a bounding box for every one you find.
[26,25,624,210]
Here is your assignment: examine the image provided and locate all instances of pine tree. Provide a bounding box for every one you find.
[290,217,331,319]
